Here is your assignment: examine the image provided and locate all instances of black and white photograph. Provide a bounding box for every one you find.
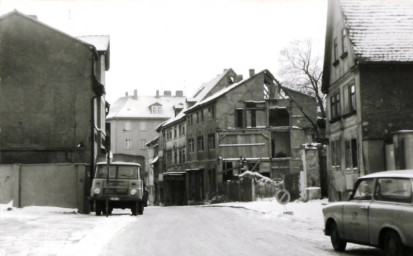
[0,0,413,255]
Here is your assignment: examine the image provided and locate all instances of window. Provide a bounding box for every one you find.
[166,150,172,165]
[166,129,172,141]
[124,121,132,131]
[173,148,177,164]
[188,114,193,126]
[151,105,162,114]
[330,91,341,121]
[345,139,358,169]
[197,136,204,151]
[200,110,204,122]
[178,147,186,163]
[375,178,412,203]
[208,106,215,119]
[125,139,132,149]
[341,28,348,56]
[236,109,244,128]
[350,84,356,113]
[246,102,265,128]
[188,138,194,153]
[139,122,146,131]
[269,108,289,126]
[140,139,146,149]
[343,83,356,115]
[330,139,341,167]
[178,124,185,136]
[333,37,339,64]
[208,134,215,149]
[352,179,374,200]
[174,127,177,138]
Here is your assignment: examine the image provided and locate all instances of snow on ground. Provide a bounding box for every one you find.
[210,198,327,239]
[0,198,328,256]
[0,201,135,256]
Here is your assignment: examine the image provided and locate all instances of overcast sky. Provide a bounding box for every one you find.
[0,0,327,104]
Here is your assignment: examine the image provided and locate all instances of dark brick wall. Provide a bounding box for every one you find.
[0,14,95,164]
[360,64,413,139]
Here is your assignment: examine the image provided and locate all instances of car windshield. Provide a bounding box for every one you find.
[352,179,374,200]
[95,165,140,179]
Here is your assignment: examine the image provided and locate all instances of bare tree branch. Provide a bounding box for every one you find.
[278,39,326,119]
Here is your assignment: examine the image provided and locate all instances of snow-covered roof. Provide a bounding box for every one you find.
[161,106,186,127]
[186,78,245,113]
[106,95,186,119]
[157,69,235,129]
[191,69,233,101]
[77,35,110,52]
[340,0,413,62]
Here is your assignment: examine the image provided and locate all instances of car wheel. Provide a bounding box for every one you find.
[330,223,346,252]
[138,201,144,215]
[131,203,138,216]
[95,202,102,216]
[383,230,404,256]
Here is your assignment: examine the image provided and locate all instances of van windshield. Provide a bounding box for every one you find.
[95,165,140,179]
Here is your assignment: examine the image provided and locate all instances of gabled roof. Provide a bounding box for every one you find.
[322,0,413,93]
[106,95,186,120]
[158,69,236,129]
[185,75,251,113]
[340,0,413,62]
[0,11,102,54]
[189,69,234,102]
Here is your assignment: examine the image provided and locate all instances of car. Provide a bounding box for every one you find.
[323,170,413,256]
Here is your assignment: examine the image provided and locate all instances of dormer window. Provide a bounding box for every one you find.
[151,105,162,114]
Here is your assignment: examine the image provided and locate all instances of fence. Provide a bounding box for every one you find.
[223,171,283,202]
[0,163,90,213]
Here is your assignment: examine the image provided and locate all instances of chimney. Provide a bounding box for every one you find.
[156,90,160,98]
[249,69,255,77]
[235,75,243,82]
[133,89,138,99]
[125,91,129,97]
[175,90,183,97]
[164,90,171,97]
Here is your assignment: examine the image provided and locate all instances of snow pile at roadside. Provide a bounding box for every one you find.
[0,202,135,256]
[213,198,327,231]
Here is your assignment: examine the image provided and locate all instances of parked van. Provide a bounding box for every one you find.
[91,161,146,216]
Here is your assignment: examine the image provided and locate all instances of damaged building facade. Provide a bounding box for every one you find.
[153,69,317,205]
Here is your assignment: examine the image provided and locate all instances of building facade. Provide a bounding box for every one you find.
[156,69,317,205]
[322,0,413,201]
[0,11,110,166]
[106,90,186,191]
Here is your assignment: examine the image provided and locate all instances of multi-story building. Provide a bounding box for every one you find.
[322,0,413,201]
[154,69,239,205]
[156,69,317,205]
[0,11,110,166]
[106,90,186,187]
